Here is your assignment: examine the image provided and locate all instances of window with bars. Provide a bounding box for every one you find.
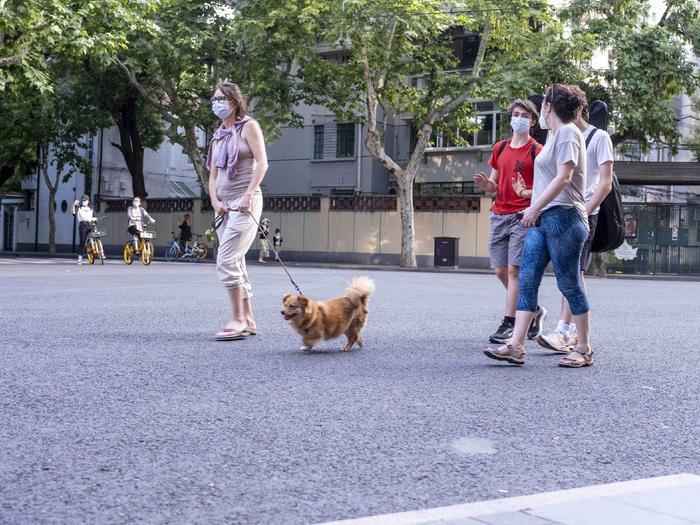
[314,125,325,159]
[336,123,355,158]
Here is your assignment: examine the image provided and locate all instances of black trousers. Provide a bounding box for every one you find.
[79,222,93,254]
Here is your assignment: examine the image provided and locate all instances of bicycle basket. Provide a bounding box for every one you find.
[141,231,156,239]
[91,230,106,238]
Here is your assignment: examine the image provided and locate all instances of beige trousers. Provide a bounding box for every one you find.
[259,238,270,260]
[216,194,263,296]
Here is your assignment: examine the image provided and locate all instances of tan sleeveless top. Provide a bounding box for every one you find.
[214,119,260,202]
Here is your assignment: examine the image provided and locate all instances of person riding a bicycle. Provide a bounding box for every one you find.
[178,214,193,248]
[72,194,97,265]
[127,197,155,249]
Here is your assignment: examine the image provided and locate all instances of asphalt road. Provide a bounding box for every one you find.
[1,258,698,524]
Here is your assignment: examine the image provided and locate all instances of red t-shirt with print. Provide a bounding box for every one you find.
[487,137,542,215]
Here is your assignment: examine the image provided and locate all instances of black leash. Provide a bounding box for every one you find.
[212,209,303,296]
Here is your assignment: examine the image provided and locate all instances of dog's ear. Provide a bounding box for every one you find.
[282,293,292,303]
[298,296,308,307]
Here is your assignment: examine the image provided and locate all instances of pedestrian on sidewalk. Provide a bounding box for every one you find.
[537,87,614,353]
[272,227,283,261]
[485,84,592,368]
[72,195,96,265]
[208,82,268,341]
[474,99,546,345]
[258,217,270,263]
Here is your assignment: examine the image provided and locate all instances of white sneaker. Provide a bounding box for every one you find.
[536,330,571,353]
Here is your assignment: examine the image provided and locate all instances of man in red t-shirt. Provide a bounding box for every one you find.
[474,99,547,344]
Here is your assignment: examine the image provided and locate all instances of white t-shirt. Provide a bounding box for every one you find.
[582,125,614,215]
[531,123,587,223]
[77,206,94,223]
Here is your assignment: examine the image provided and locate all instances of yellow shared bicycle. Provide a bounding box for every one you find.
[123,231,156,266]
[85,217,107,265]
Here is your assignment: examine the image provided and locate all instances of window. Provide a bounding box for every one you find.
[336,123,355,158]
[314,125,324,159]
[426,102,501,149]
[450,27,480,70]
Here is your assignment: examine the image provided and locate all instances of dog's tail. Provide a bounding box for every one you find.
[346,276,375,306]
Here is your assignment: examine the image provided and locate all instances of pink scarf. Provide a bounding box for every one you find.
[206,117,250,180]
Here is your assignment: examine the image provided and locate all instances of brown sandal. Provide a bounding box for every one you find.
[215,328,249,341]
[484,344,525,366]
[558,349,593,368]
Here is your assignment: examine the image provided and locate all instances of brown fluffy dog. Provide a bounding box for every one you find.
[281,276,375,351]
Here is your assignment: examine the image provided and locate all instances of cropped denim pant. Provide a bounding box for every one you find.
[518,206,590,316]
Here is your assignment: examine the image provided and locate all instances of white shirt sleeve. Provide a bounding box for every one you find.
[595,132,614,167]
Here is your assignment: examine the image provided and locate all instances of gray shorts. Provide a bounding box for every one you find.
[489,211,528,268]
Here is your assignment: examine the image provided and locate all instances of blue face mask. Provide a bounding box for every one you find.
[212,100,232,119]
[510,116,531,134]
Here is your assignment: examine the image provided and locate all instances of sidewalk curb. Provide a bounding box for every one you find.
[3,251,700,281]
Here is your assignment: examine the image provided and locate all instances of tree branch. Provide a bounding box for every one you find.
[360,39,403,178]
[0,47,29,69]
[113,58,180,126]
[432,17,492,122]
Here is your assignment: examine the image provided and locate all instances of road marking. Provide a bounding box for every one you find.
[450,437,497,455]
[317,473,700,525]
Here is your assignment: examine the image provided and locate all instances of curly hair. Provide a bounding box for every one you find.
[544,84,584,123]
[507,99,539,123]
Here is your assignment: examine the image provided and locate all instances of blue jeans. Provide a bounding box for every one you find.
[518,206,590,316]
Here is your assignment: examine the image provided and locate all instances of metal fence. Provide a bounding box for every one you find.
[607,203,700,276]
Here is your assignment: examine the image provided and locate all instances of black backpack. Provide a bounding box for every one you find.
[494,138,539,163]
[586,127,625,252]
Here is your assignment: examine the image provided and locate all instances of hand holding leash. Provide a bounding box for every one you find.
[211,207,302,295]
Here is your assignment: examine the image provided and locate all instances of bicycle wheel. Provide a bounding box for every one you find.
[196,243,208,261]
[141,240,153,265]
[96,239,105,265]
[85,240,94,264]
[165,244,179,262]
[123,242,134,265]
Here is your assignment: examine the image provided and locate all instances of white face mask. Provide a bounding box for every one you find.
[539,103,550,130]
[510,116,531,134]
[132,201,140,208]
[212,100,232,119]
[81,200,89,207]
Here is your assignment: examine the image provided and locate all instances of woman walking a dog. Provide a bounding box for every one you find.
[485,84,593,368]
[207,82,268,341]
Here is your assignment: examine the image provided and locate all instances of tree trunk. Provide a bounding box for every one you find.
[111,93,147,198]
[588,252,608,277]
[397,181,416,268]
[39,144,59,255]
[0,165,15,188]
[47,187,57,254]
[183,124,208,195]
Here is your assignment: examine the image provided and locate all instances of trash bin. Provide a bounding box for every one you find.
[434,237,459,268]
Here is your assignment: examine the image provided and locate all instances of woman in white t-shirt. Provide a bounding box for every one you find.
[485,84,593,368]
[71,194,96,265]
[127,196,155,250]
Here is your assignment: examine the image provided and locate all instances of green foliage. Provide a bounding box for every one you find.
[560,0,699,152]
[0,0,156,91]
